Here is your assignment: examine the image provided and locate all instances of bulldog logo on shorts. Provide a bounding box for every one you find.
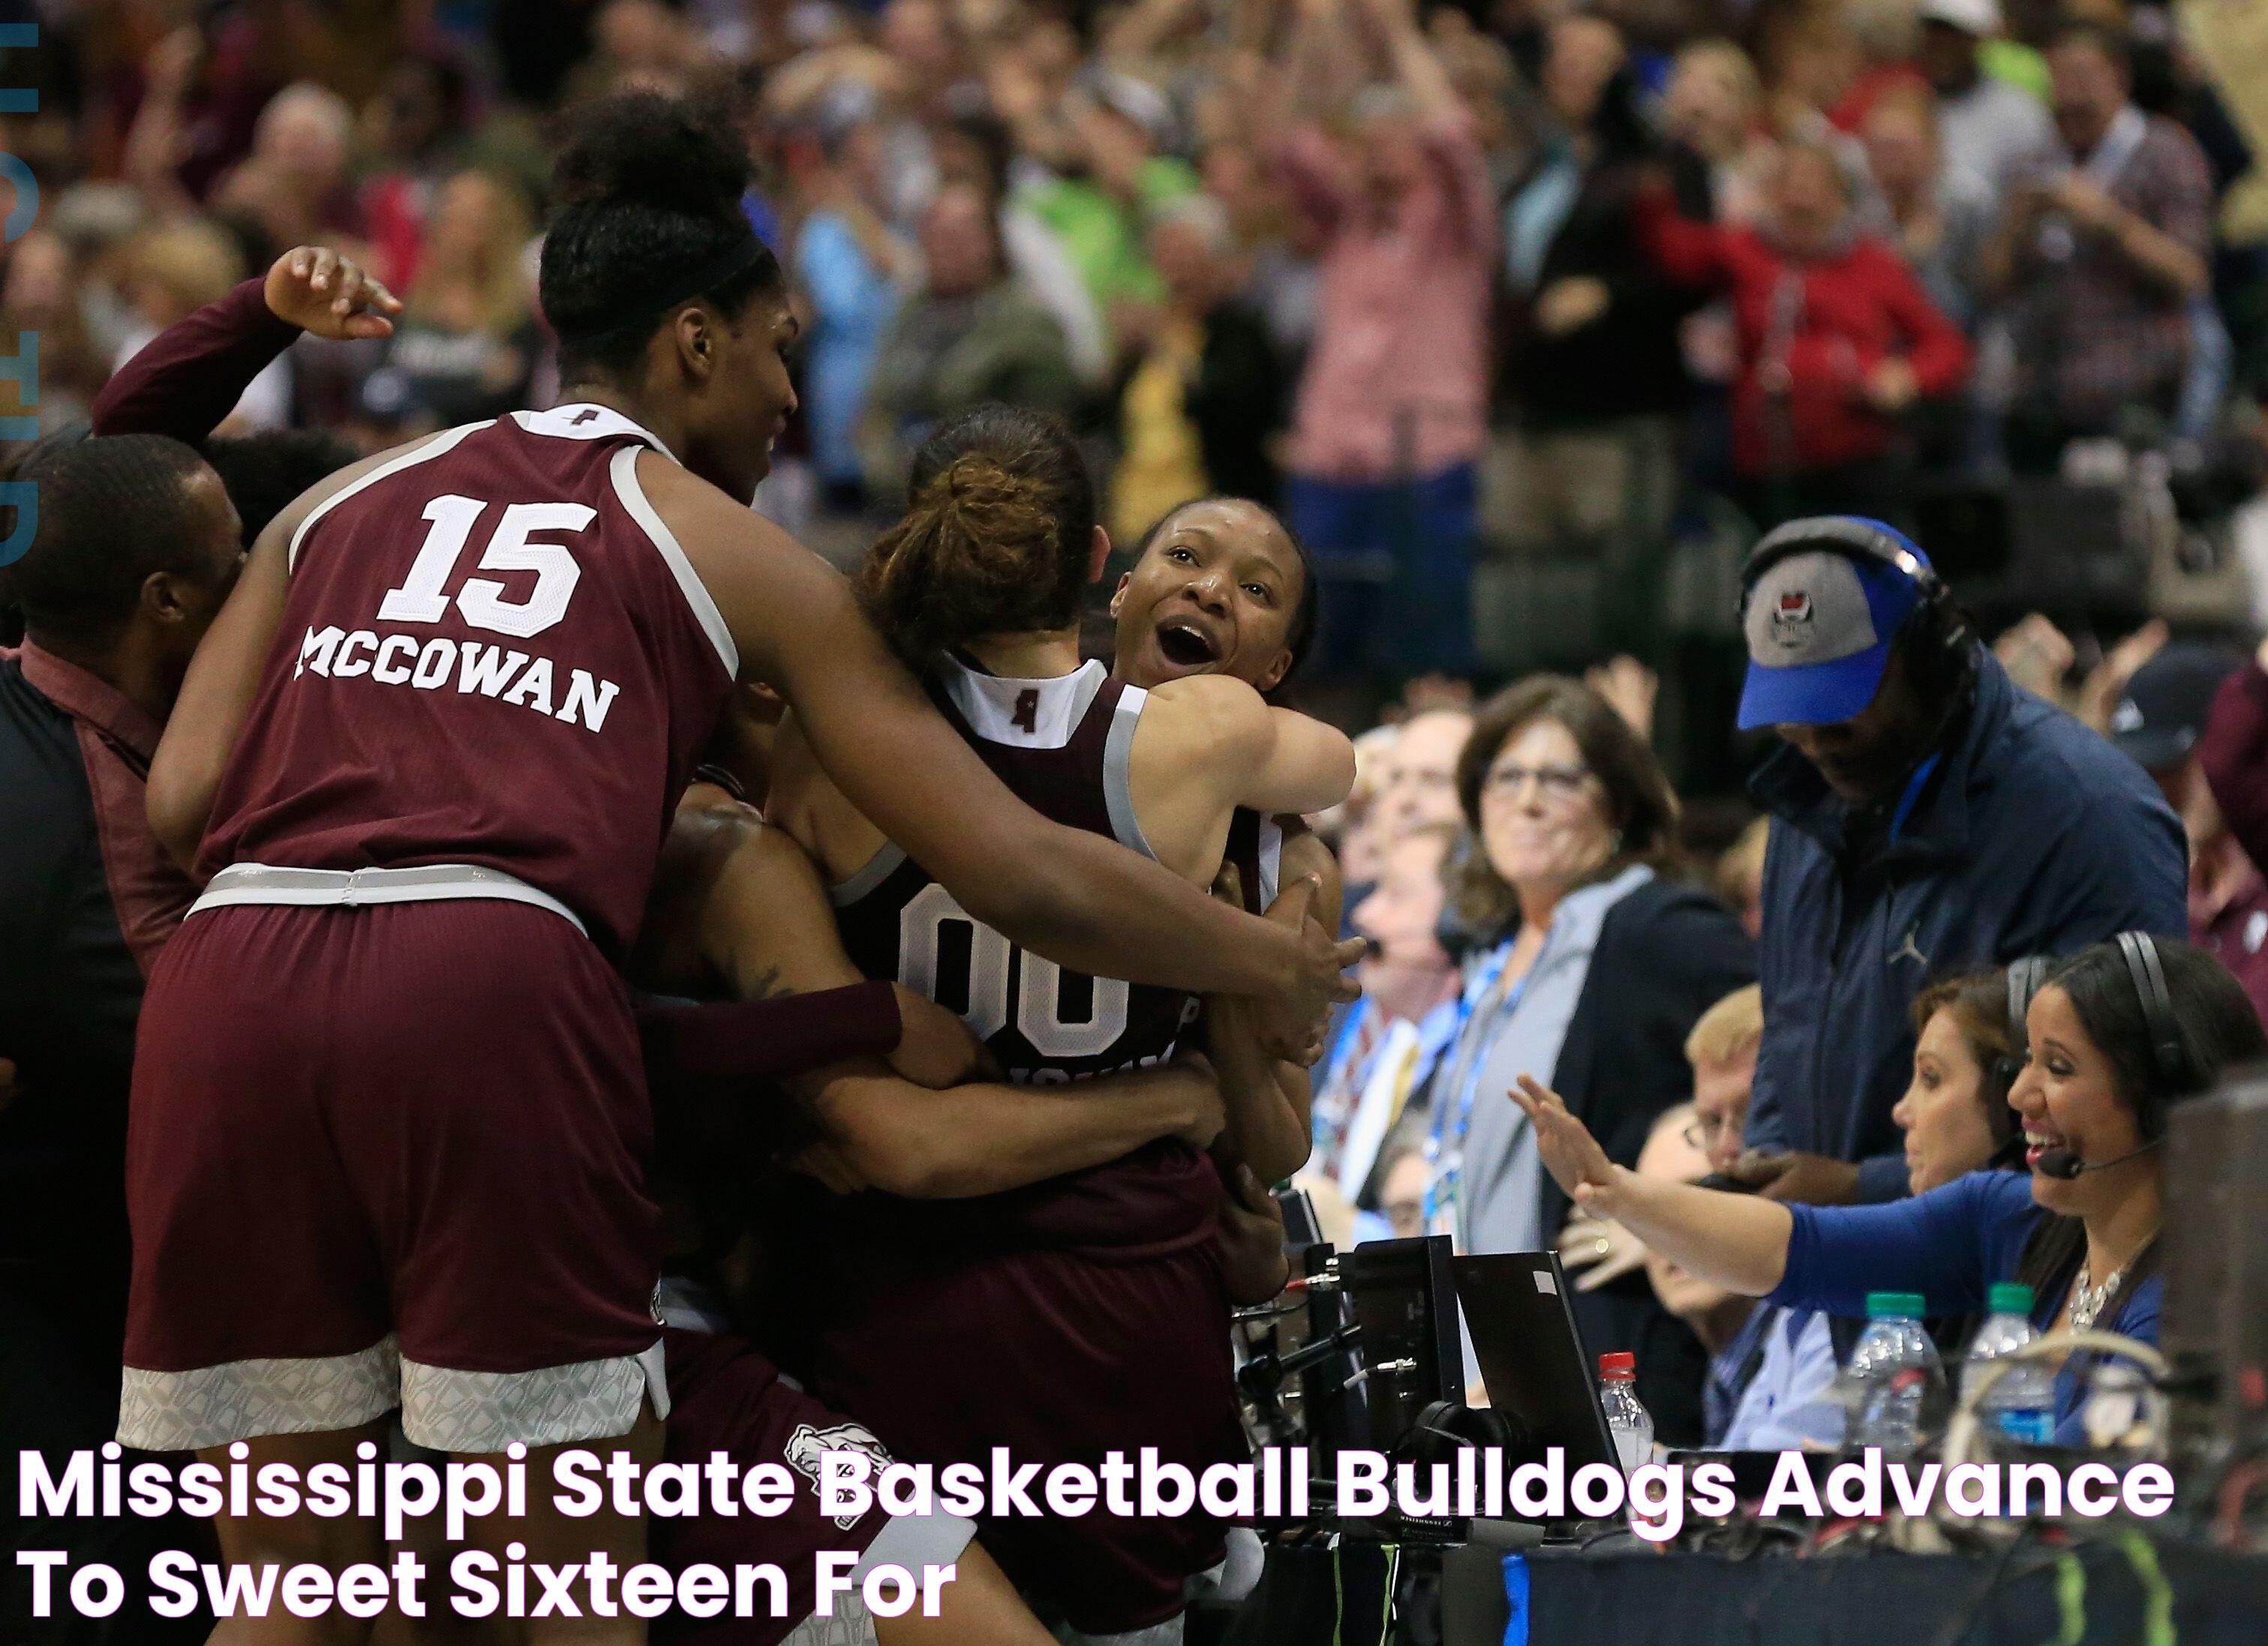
[1769,590,1815,647]
[786,1421,895,1528]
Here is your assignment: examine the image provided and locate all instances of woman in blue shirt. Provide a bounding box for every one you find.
[1512,936,2264,1443]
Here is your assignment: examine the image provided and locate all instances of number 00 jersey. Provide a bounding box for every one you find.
[199,405,736,955]
[831,655,1197,1084]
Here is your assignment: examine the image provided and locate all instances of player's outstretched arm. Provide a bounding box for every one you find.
[646,457,1361,1041]
[148,436,445,872]
[1148,675,1356,819]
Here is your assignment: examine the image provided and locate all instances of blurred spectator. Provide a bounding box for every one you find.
[1369,706,1473,847]
[1373,1144,1430,1242]
[110,222,287,431]
[1734,521,2186,1208]
[1108,196,1288,543]
[1859,86,1994,330]
[1636,139,1971,530]
[356,53,478,295]
[796,86,915,511]
[860,182,1081,499]
[1268,0,1494,682]
[0,230,105,438]
[1685,982,1762,1177]
[1411,675,1751,1443]
[2110,644,2268,1024]
[1307,821,1462,1204]
[2200,642,2268,1026]
[1715,814,1769,942]
[1495,15,1708,663]
[361,171,540,433]
[1984,23,2214,470]
[1663,39,1775,229]
[1914,0,2056,209]
[1021,72,1200,342]
[1633,1105,1759,1442]
[208,83,360,257]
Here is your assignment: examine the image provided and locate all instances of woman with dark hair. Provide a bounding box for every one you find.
[1897,967,2029,1192]
[1514,936,2267,1444]
[767,405,1351,1641]
[1407,674,1753,1444]
[128,91,1354,1641]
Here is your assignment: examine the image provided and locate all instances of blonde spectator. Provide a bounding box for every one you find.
[1664,38,1774,225]
[362,171,542,430]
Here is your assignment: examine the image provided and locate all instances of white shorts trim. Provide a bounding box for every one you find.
[188,862,588,939]
[119,1335,401,1451]
[399,1338,669,1454]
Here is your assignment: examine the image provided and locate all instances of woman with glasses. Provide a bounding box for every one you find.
[1398,675,1753,1445]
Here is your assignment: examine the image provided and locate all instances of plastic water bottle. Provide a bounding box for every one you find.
[1964,1283,2055,1446]
[1843,1292,1948,1460]
[1598,1352,1653,1473]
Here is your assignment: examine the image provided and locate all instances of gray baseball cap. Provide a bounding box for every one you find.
[1738,541,1930,730]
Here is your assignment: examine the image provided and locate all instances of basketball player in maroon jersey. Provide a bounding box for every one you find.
[1107,496,1350,1296]
[122,95,1355,1643]
[754,407,1352,1642]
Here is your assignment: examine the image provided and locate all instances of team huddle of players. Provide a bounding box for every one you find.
[108,91,1362,1646]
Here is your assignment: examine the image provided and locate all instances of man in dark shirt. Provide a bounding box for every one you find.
[1,434,244,1642]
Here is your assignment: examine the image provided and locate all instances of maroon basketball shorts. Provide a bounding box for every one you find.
[653,1327,976,1646]
[810,1236,1246,1638]
[119,898,668,1454]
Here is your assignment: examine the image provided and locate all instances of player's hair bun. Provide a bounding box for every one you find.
[860,454,1072,660]
[551,90,749,221]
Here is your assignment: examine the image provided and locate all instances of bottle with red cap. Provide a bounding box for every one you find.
[1598,1352,1652,1472]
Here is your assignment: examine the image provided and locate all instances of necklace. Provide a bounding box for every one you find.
[2068,1256,2131,1333]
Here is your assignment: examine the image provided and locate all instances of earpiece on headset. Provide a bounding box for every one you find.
[2116,932,2185,1129]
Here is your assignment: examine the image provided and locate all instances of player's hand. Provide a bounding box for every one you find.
[1534,275,1610,337]
[790,1139,872,1194]
[886,986,990,1089]
[1168,1051,1227,1149]
[1254,875,1362,1065]
[265,246,403,341]
[1218,1164,1292,1305]
[1558,1210,1646,1292]
[1723,1148,1859,1206]
[1509,1075,1621,1213]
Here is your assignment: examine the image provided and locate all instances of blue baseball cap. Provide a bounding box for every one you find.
[1738,520,1933,731]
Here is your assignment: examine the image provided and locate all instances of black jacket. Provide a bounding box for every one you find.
[1546,876,1755,1448]
[1499,136,1712,429]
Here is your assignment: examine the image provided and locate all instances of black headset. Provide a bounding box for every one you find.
[1738,515,1972,686]
[2116,931,2187,1112]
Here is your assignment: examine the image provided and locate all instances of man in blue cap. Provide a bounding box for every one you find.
[1733,517,2186,1206]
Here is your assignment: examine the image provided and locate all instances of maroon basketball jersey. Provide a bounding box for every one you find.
[833,655,1214,1249]
[200,404,737,954]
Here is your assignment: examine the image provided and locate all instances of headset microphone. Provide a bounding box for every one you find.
[2034,1140,2161,1180]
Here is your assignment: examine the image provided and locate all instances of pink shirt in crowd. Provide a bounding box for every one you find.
[1269,116,1496,484]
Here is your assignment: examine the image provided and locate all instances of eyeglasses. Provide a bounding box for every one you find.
[1683,1112,1739,1152]
[1481,761,1592,803]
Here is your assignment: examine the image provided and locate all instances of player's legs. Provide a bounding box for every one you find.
[868,1544,1053,1646]
[203,1423,392,1646]
[453,1408,665,1646]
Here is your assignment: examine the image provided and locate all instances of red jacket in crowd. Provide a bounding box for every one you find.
[1635,184,1971,479]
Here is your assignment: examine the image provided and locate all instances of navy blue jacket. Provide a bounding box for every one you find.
[1747,650,2186,1203]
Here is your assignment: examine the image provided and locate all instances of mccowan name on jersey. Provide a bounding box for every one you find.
[293,623,623,734]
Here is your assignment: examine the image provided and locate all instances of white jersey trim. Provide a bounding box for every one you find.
[935,655,1106,749]
[1102,684,1159,861]
[514,403,677,459]
[1256,815,1284,910]
[287,420,490,572]
[188,862,589,938]
[831,842,909,908]
[608,444,740,678]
